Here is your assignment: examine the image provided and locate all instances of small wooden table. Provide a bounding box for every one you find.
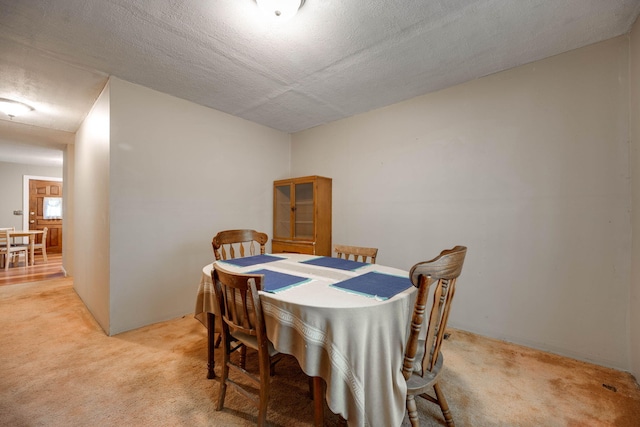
[9,230,44,266]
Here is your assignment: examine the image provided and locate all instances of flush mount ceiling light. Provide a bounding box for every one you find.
[256,0,305,23]
[0,97,35,118]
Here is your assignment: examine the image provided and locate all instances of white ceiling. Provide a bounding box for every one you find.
[1,0,640,165]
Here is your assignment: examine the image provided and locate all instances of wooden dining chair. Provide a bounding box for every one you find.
[212,229,268,261]
[0,229,28,271]
[334,244,378,263]
[13,227,48,265]
[32,227,48,264]
[402,245,467,427]
[212,265,285,427]
[0,228,14,250]
[0,228,13,269]
[208,229,269,368]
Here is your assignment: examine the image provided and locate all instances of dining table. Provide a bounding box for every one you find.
[194,253,417,427]
[7,229,44,266]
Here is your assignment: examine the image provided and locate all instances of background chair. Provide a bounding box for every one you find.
[32,227,48,264]
[402,246,467,427]
[13,227,48,265]
[334,244,378,263]
[212,265,284,426]
[208,229,269,370]
[0,228,14,249]
[212,229,268,261]
[0,228,14,269]
[0,229,28,271]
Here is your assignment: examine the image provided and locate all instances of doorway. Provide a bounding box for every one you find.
[22,176,63,253]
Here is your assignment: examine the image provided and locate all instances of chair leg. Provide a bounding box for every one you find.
[307,376,314,399]
[41,247,48,264]
[239,345,247,369]
[216,339,229,411]
[406,393,420,427]
[257,356,271,427]
[207,313,216,379]
[433,382,454,426]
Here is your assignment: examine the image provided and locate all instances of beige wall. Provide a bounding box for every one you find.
[630,17,640,381]
[292,37,631,370]
[106,78,290,334]
[74,81,111,333]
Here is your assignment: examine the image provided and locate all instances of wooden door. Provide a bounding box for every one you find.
[28,179,63,253]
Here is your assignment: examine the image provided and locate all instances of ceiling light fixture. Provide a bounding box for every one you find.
[256,0,305,23]
[0,97,35,118]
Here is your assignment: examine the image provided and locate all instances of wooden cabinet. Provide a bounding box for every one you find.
[272,176,332,256]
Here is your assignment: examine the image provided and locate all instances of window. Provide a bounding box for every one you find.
[43,197,62,219]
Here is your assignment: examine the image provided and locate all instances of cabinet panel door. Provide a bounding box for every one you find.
[294,182,314,239]
[274,184,292,239]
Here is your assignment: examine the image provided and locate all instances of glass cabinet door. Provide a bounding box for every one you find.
[294,182,314,239]
[274,184,292,239]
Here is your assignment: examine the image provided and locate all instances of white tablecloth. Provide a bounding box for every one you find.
[195,253,416,427]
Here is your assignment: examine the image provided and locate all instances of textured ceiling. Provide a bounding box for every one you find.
[1,0,640,164]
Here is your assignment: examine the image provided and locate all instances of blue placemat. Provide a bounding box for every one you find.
[220,254,284,268]
[301,256,369,271]
[330,271,412,300]
[249,269,311,293]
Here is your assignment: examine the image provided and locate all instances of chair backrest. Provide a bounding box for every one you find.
[334,244,378,264]
[402,246,467,380]
[0,228,14,244]
[0,229,27,256]
[212,266,268,346]
[0,229,11,250]
[212,229,268,261]
[36,227,48,247]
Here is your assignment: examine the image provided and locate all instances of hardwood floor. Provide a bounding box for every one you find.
[0,252,64,286]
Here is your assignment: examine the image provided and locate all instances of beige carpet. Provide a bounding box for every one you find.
[1,278,638,426]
